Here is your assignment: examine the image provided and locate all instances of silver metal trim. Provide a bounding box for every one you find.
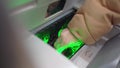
[31,9,75,34]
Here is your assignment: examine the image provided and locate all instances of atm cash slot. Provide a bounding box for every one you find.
[32,9,84,59]
[34,9,76,46]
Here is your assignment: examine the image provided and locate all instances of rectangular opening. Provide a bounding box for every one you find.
[34,9,84,59]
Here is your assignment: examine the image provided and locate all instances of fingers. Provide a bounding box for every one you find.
[54,28,77,49]
[60,29,76,44]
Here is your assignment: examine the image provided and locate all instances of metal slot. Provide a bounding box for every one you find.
[32,9,76,34]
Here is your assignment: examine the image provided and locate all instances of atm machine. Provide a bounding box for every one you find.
[8,0,120,68]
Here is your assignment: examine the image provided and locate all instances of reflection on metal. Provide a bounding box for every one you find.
[11,1,36,15]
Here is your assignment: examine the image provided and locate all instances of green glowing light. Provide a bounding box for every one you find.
[43,35,50,43]
[57,23,85,59]
[56,40,84,59]
[58,29,64,37]
[36,33,50,43]
[57,23,68,37]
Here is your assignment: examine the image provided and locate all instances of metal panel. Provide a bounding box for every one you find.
[70,26,120,68]
[24,34,79,68]
[7,0,34,9]
[87,35,120,68]
[9,0,85,30]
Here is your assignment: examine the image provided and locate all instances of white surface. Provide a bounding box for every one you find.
[23,34,78,68]
[71,44,104,68]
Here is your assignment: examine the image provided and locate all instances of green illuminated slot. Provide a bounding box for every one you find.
[56,40,84,59]
[36,33,50,43]
[57,25,84,59]
[35,18,84,59]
